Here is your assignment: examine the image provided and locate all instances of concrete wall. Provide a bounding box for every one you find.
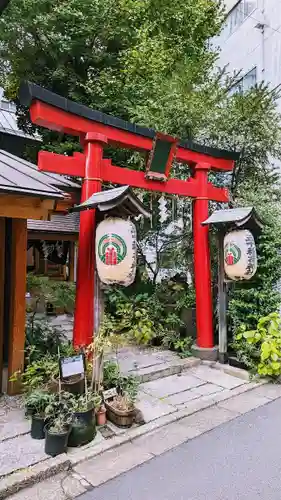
[216,0,281,109]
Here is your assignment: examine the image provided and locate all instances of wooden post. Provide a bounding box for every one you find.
[0,218,5,393]
[93,271,104,391]
[218,230,228,363]
[68,242,75,282]
[8,219,27,395]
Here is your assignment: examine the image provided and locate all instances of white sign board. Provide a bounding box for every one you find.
[60,354,85,379]
[103,388,118,400]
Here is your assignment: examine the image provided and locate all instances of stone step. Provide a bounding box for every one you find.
[126,357,201,383]
[107,348,201,384]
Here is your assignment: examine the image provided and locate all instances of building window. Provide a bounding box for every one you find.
[0,99,16,112]
[226,0,256,36]
[229,67,257,95]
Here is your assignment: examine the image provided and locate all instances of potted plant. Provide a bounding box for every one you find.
[44,391,74,456]
[105,375,139,428]
[68,393,96,447]
[45,415,72,457]
[93,393,107,426]
[24,390,51,439]
[72,393,95,424]
[105,394,136,428]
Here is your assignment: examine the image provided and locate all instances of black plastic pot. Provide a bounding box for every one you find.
[31,415,45,440]
[68,421,96,448]
[67,408,96,448]
[75,408,94,425]
[44,427,70,457]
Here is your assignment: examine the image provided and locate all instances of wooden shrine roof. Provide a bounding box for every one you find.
[27,212,79,234]
[202,207,263,233]
[0,149,80,198]
[70,185,151,218]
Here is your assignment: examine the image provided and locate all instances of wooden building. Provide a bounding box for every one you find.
[0,149,78,394]
[27,206,79,282]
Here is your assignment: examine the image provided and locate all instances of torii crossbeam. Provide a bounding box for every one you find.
[19,81,239,360]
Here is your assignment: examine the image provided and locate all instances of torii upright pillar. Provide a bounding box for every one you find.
[192,163,216,359]
[74,133,107,347]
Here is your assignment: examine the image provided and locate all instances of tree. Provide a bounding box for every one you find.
[0,0,223,134]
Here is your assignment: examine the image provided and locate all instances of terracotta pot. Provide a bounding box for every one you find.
[105,401,134,428]
[96,407,107,426]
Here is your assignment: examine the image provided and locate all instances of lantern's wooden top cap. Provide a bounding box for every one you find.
[202,207,263,233]
[69,185,151,219]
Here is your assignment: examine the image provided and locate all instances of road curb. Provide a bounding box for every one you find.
[0,456,71,500]
[0,378,267,499]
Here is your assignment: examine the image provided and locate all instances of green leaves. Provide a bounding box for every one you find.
[233,312,281,379]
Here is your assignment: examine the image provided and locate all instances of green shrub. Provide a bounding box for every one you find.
[25,317,66,362]
[233,312,281,378]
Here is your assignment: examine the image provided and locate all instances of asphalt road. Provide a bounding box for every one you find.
[79,398,281,500]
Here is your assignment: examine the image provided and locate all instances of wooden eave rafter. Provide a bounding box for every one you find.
[0,193,58,220]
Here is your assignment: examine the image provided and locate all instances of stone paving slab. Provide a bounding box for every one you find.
[0,417,30,442]
[191,382,224,397]
[109,348,181,373]
[132,420,201,456]
[190,365,247,389]
[0,397,27,442]
[179,405,241,433]
[0,434,47,477]
[7,472,86,500]
[248,383,281,400]
[163,388,201,406]
[136,391,176,421]
[218,391,271,414]
[140,373,205,398]
[74,442,153,487]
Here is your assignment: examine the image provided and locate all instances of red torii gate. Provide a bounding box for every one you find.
[19,82,239,360]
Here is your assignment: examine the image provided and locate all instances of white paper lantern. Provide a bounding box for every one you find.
[224,229,257,281]
[96,218,137,287]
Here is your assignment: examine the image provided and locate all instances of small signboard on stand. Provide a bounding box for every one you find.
[102,387,118,401]
[59,354,86,380]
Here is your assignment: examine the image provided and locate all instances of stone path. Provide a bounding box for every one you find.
[0,348,268,499]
